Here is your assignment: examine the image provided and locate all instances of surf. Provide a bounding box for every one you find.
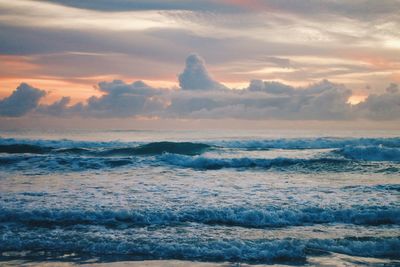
[2,205,398,228]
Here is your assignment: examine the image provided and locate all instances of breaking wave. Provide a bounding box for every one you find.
[99,142,211,156]
[336,146,400,162]
[161,154,359,171]
[0,233,398,263]
[0,155,136,172]
[2,137,400,152]
[1,205,398,228]
[1,153,398,173]
[213,137,400,150]
[1,136,399,264]
[1,137,399,173]
[0,141,211,156]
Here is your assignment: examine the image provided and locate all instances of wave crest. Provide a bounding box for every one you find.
[161,154,351,170]
[0,144,51,154]
[101,142,211,156]
[0,141,211,156]
[337,146,400,162]
[2,205,398,228]
[214,137,400,150]
[0,234,398,263]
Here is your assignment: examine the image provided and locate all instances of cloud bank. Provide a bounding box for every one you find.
[1,55,399,120]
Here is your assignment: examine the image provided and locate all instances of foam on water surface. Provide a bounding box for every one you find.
[0,131,399,265]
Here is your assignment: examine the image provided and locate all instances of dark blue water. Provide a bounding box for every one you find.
[0,130,399,265]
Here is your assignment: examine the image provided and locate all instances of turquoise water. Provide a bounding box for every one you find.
[0,130,399,265]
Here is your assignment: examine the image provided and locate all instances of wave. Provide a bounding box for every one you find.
[52,147,93,154]
[1,137,399,159]
[336,146,400,162]
[0,141,211,157]
[1,153,397,173]
[100,142,211,156]
[342,184,400,193]
[2,137,400,152]
[213,137,400,150]
[1,205,398,228]
[0,233,398,263]
[0,137,128,150]
[161,154,355,170]
[0,155,136,172]
[0,144,52,154]
[1,137,399,173]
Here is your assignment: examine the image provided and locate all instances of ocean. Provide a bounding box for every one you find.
[0,129,399,266]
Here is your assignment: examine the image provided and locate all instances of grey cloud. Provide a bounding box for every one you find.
[97,80,157,95]
[386,83,399,94]
[41,0,247,12]
[83,80,165,117]
[0,25,188,65]
[167,80,353,120]
[2,55,399,121]
[295,83,352,120]
[0,23,290,64]
[1,24,380,86]
[248,80,295,95]
[247,79,347,96]
[37,96,71,116]
[254,0,400,22]
[178,54,227,90]
[167,94,221,116]
[6,79,399,121]
[263,57,292,68]
[355,86,400,120]
[41,0,400,21]
[36,80,165,118]
[0,83,46,117]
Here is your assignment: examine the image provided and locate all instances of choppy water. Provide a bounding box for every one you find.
[0,130,399,266]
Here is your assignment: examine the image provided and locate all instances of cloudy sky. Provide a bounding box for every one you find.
[0,0,399,128]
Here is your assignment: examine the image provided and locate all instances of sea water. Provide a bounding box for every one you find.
[0,129,399,266]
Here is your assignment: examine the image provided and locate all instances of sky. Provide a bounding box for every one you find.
[0,0,399,129]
